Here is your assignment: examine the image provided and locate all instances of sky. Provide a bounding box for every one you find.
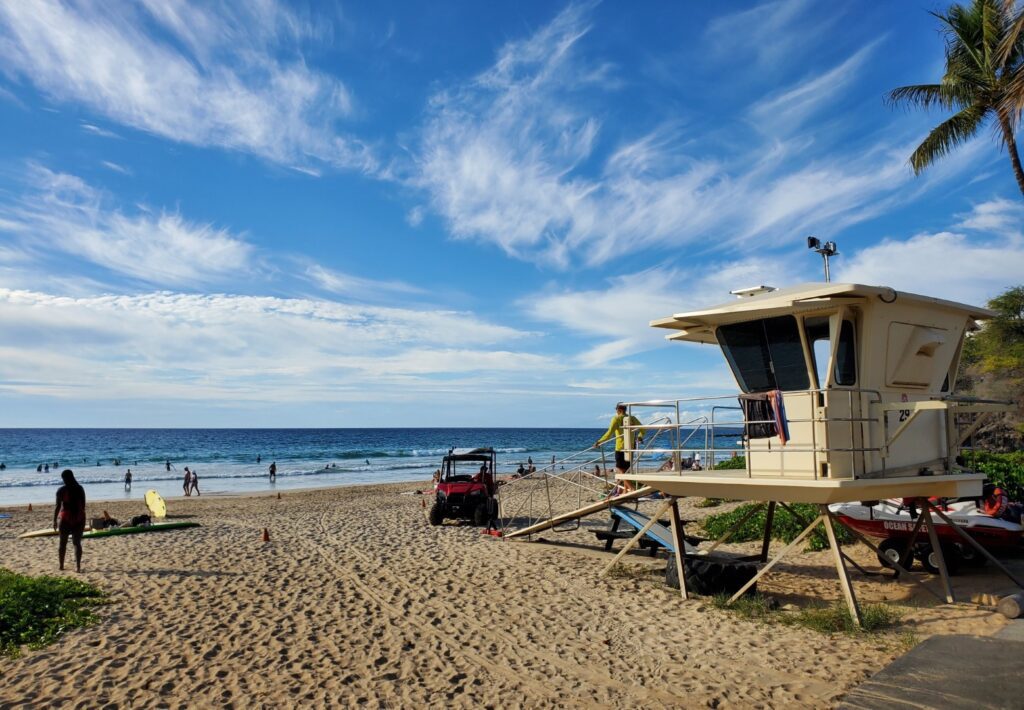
[0,0,1022,428]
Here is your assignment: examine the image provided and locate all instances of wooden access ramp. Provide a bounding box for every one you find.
[503,486,655,539]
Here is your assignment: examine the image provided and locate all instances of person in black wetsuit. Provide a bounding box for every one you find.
[53,470,86,572]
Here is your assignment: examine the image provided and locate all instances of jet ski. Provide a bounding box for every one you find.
[829,485,1023,575]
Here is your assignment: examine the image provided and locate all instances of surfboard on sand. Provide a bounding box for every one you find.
[83,521,199,538]
[145,490,167,519]
[18,526,93,539]
[19,521,199,539]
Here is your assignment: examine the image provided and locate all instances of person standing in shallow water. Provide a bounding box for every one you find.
[54,469,86,572]
[124,468,132,491]
[183,467,191,496]
[269,461,276,482]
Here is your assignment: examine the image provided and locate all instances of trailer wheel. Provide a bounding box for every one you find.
[877,538,914,572]
[665,555,757,597]
[956,543,988,568]
[918,543,960,575]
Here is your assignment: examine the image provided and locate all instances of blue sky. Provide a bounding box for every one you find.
[0,0,1022,428]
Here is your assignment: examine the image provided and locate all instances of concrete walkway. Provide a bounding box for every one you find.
[839,622,1024,709]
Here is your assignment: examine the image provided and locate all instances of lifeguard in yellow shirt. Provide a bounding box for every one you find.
[595,403,646,490]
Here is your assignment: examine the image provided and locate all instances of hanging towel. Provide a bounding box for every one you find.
[766,390,790,445]
[738,393,777,439]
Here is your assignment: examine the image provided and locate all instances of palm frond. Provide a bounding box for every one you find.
[936,5,987,72]
[887,83,970,110]
[996,3,1024,67]
[909,103,989,174]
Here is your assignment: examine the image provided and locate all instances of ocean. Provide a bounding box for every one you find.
[0,428,744,505]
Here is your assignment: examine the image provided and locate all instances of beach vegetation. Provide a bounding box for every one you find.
[965,450,1024,499]
[888,0,1024,198]
[959,285,1024,448]
[700,502,853,551]
[695,498,725,508]
[0,568,106,658]
[711,594,903,634]
[713,455,746,470]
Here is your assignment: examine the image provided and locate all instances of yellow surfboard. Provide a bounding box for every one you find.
[145,490,167,519]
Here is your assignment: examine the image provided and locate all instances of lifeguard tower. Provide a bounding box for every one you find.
[615,282,1016,622]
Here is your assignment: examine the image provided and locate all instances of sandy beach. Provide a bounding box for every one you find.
[0,482,1012,708]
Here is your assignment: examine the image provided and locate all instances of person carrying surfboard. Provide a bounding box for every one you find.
[53,469,86,572]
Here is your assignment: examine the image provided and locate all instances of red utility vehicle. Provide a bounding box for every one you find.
[429,448,498,527]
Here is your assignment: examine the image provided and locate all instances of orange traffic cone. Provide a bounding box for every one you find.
[277,492,281,500]
[421,498,426,508]
[27,503,32,512]
[262,528,270,542]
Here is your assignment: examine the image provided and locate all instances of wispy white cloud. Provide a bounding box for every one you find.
[411,4,975,270]
[303,263,423,300]
[0,166,253,287]
[80,122,120,139]
[705,0,824,67]
[0,289,554,402]
[100,160,131,175]
[838,199,1024,305]
[0,0,373,172]
[521,257,801,366]
[953,198,1024,236]
[750,42,880,133]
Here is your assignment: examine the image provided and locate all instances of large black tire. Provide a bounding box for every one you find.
[428,502,444,526]
[665,555,757,597]
[473,503,489,527]
[918,543,961,575]
[956,542,988,568]
[877,538,914,572]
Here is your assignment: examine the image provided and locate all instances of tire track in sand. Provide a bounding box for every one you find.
[303,505,685,707]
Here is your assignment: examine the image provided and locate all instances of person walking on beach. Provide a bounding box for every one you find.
[595,403,646,492]
[269,461,277,482]
[183,467,191,496]
[53,469,86,572]
[189,469,200,496]
[124,468,132,491]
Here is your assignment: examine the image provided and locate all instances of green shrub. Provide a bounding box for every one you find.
[965,451,1024,501]
[711,594,901,634]
[695,498,724,508]
[700,502,853,551]
[714,455,746,470]
[0,569,106,657]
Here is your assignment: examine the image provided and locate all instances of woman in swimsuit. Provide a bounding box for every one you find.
[53,469,86,572]
[183,467,191,496]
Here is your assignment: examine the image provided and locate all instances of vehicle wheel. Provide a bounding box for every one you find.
[877,538,914,572]
[956,542,988,568]
[473,503,489,527]
[428,502,444,526]
[918,544,960,575]
[666,555,757,597]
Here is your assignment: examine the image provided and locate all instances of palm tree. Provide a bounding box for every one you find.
[889,0,1024,198]
[999,2,1024,120]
